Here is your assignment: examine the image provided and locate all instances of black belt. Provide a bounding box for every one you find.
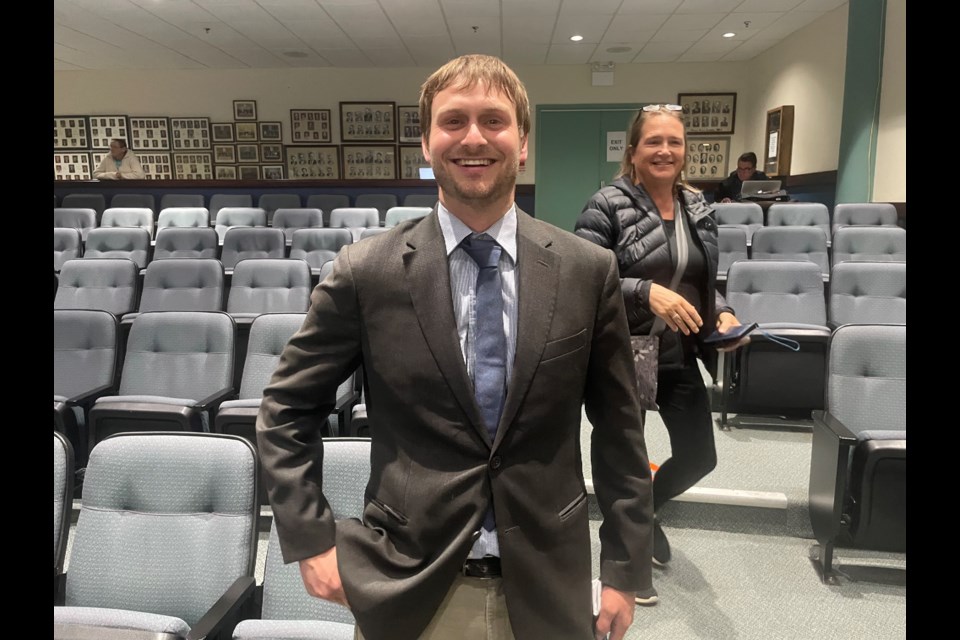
[462,556,501,578]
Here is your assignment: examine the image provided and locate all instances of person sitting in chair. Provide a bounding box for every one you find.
[714,152,768,203]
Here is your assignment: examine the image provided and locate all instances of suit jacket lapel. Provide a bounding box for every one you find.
[403,211,491,447]
[493,210,559,452]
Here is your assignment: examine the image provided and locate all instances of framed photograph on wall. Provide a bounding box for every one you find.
[234,100,258,121]
[397,105,422,143]
[54,116,90,150]
[340,102,396,142]
[261,143,284,163]
[211,123,235,143]
[259,121,282,141]
[129,117,171,151]
[237,144,260,164]
[290,109,331,144]
[88,115,130,149]
[137,152,173,179]
[173,152,214,179]
[342,144,396,180]
[235,122,258,142]
[170,118,211,150]
[677,93,736,135]
[262,165,284,180]
[214,144,236,164]
[286,145,340,179]
[54,152,92,180]
[685,137,730,181]
[239,165,260,180]
[398,146,430,180]
[215,165,238,180]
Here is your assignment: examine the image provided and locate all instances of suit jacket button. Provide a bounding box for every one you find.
[490,455,502,470]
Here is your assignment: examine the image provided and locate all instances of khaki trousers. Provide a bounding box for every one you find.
[354,574,515,640]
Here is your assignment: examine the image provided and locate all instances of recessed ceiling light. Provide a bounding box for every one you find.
[723,32,736,38]
[570,35,583,42]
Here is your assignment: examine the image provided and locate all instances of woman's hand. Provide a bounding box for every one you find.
[714,311,749,352]
[649,283,702,336]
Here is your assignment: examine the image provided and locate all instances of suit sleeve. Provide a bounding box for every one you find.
[583,250,654,592]
[256,247,364,563]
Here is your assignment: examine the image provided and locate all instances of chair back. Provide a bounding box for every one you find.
[138,258,225,312]
[157,207,209,230]
[153,227,218,260]
[236,313,306,399]
[750,226,830,277]
[384,206,431,227]
[329,207,380,229]
[54,258,140,317]
[54,431,74,579]
[725,260,826,325]
[829,262,906,327]
[258,194,302,224]
[272,208,324,244]
[54,309,118,401]
[160,194,205,210]
[766,202,831,239]
[832,203,898,236]
[54,208,97,241]
[831,226,906,265]
[355,194,398,225]
[83,227,152,269]
[62,193,106,217]
[64,432,258,627]
[220,227,285,270]
[716,226,748,279]
[227,259,312,315]
[210,193,255,222]
[100,207,155,238]
[289,228,353,269]
[306,194,351,226]
[110,194,156,215]
[215,207,268,244]
[55,227,84,271]
[402,194,438,208]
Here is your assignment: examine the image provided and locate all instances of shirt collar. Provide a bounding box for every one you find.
[437,202,517,263]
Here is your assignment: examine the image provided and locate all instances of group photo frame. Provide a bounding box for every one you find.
[88,115,130,149]
[170,117,211,150]
[290,109,331,144]
[235,122,258,142]
[130,117,171,151]
[239,165,260,180]
[213,144,236,164]
[260,143,284,163]
[54,116,90,150]
[397,105,422,143]
[342,144,396,180]
[172,152,214,180]
[286,145,340,180]
[262,165,284,180]
[215,165,237,180]
[212,123,235,143]
[259,121,282,142]
[54,152,92,180]
[233,100,258,121]
[678,92,737,135]
[398,146,430,180]
[685,137,730,181]
[340,102,396,142]
[237,144,260,164]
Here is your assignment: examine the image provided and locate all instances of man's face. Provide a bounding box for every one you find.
[422,82,528,213]
[109,141,125,160]
[736,161,755,181]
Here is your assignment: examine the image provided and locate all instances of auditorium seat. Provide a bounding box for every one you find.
[61,194,106,221]
[384,206,431,227]
[832,202,898,236]
[54,208,97,242]
[215,207,268,245]
[55,258,140,318]
[272,207,324,245]
[257,193,301,225]
[54,227,83,272]
[219,227,285,273]
[53,431,73,602]
[153,227,219,260]
[713,202,764,246]
[831,226,906,266]
[289,228,353,277]
[750,226,830,280]
[100,207,155,238]
[828,261,906,328]
[766,202,831,247]
[109,193,155,217]
[156,206,210,231]
[122,258,224,324]
[402,194,438,208]
[82,227,152,269]
[329,207,380,241]
[159,193,205,210]
[355,193,398,226]
[306,194,351,226]
[210,193,255,225]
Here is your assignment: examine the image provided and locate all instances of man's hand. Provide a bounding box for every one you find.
[594,585,634,640]
[298,546,349,607]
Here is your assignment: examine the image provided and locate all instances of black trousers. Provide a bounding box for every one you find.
[650,360,718,512]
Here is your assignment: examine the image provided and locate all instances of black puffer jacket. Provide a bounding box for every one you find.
[575,176,733,376]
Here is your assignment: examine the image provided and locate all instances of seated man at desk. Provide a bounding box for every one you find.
[93,138,145,180]
[715,151,767,202]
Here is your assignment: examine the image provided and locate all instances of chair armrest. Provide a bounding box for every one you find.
[185,575,257,640]
[194,387,237,413]
[54,624,183,640]
[808,410,858,546]
[812,410,858,443]
[65,383,118,411]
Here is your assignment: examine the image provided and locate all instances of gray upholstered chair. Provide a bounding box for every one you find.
[329,207,380,241]
[257,193,301,225]
[55,258,140,317]
[831,226,906,266]
[215,207,268,245]
[354,193,398,226]
[61,194,106,220]
[110,193,156,216]
[716,226,748,282]
[122,258,224,324]
[54,309,119,468]
[289,228,353,276]
[832,202,898,236]
[83,227,152,269]
[750,226,830,280]
[766,202,832,246]
[88,311,236,447]
[54,430,74,602]
[306,194,351,227]
[160,193,206,210]
[359,227,390,240]
[317,260,335,283]
[713,202,764,246]
[153,227,219,260]
[100,207,156,239]
[156,207,210,231]
[809,324,906,583]
[54,431,259,638]
[271,208,324,245]
[210,194,255,225]
[219,227,285,273]
[226,258,312,324]
[828,261,906,328]
[402,193,438,208]
[384,206,431,228]
[231,438,369,640]
[715,260,832,428]
[54,208,98,242]
[55,227,83,272]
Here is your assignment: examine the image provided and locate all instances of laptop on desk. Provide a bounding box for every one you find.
[740,179,788,201]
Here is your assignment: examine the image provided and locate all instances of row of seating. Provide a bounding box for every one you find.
[56,192,439,224]
[714,201,900,246]
[717,224,906,281]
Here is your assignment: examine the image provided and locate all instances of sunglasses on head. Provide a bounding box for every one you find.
[642,104,683,112]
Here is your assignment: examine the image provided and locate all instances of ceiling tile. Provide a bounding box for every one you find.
[545,43,594,65]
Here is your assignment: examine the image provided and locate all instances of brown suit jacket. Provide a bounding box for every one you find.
[257,208,653,639]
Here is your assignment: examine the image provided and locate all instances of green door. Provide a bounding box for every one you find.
[534,104,640,233]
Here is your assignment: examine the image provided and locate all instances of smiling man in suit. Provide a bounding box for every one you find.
[257,54,654,640]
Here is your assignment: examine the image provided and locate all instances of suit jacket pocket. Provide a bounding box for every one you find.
[541,328,587,364]
[558,491,587,521]
[365,491,409,525]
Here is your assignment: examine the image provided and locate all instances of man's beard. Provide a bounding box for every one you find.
[431,153,519,210]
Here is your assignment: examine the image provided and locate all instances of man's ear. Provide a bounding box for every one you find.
[519,135,528,164]
[421,135,431,164]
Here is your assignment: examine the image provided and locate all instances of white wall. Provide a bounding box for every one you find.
[873,0,906,202]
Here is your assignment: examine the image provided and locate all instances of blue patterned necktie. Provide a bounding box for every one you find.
[460,233,507,531]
